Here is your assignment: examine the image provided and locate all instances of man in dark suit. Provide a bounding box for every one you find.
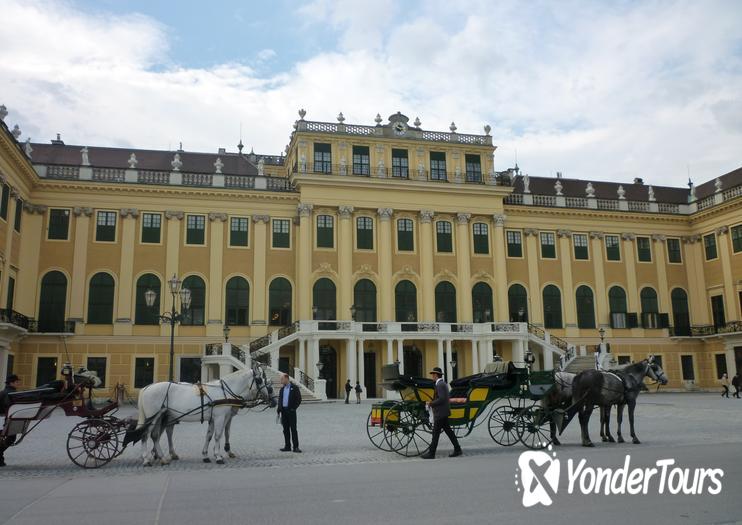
[277,373,302,453]
[421,367,462,459]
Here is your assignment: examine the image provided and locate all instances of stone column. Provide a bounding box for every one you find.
[69,207,93,333]
[207,213,227,336]
[419,210,435,321]
[444,340,454,381]
[480,340,490,371]
[589,232,608,328]
[682,236,709,325]
[455,213,473,322]
[114,209,138,335]
[311,337,320,378]
[512,338,525,364]
[524,229,542,324]
[543,347,554,371]
[357,339,366,399]
[557,230,577,335]
[621,233,640,318]
[346,337,357,385]
[396,338,405,375]
[717,227,740,321]
[377,208,394,321]
[0,192,18,308]
[0,344,8,386]
[385,338,394,364]
[652,234,670,315]
[298,204,314,320]
[492,214,509,321]
[437,339,444,370]
[338,206,354,320]
[298,337,306,372]
[15,204,46,316]
[471,339,480,374]
[162,211,184,337]
[251,215,269,324]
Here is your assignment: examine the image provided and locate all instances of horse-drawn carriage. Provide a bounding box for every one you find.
[1,363,131,468]
[367,361,561,456]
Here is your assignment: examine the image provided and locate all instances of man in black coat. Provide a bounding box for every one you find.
[0,374,21,467]
[277,373,302,453]
[421,367,462,459]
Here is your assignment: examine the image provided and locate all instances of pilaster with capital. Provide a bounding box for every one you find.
[652,234,670,315]
[251,214,269,324]
[338,206,354,319]
[113,206,140,335]
[716,226,740,321]
[378,208,394,320]
[589,232,608,327]
[419,210,435,320]
[455,212,473,321]
[557,226,577,334]
[206,211,227,335]
[297,203,314,319]
[491,214,509,320]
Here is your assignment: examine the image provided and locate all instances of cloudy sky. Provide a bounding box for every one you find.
[1,0,740,186]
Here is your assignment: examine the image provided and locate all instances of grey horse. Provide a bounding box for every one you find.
[541,371,575,446]
[571,356,668,447]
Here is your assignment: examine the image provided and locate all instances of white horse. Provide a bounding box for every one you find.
[127,364,274,466]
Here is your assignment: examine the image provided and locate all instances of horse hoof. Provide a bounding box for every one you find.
[143,461,152,467]
[582,442,595,448]
[170,454,180,461]
[552,439,561,446]
[617,436,625,443]
[228,452,237,459]
[601,437,608,442]
[607,436,616,443]
[160,459,170,466]
[216,459,225,465]
[203,458,211,463]
[632,438,641,444]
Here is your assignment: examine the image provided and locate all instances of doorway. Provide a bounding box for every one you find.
[319,344,338,398]
[403,345,423,378]
[364,352,377,397]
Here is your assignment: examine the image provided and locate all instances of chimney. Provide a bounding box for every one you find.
[218,148,226,155]
[51,133,64,145]
[633,177,644,185]
[556,171,562,179]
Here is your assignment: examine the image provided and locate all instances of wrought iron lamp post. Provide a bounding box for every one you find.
[350,304,357,321]
[598,327,605,343]
[524,349,536,369]
[145,274,191,382]
[223,324,231,343]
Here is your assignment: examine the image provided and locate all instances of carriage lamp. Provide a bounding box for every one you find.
[525,350,536,367]
[144,288,157,308]
[450,359,457,369]
[484,309,492,322]
[312,305,318,319]
[518,307,525,321]
[179,287,192,310]
[168,274,182,294]
[223,324,231,343]
[316,360,324,379]
[350,304,357,321]
[598,327,606,343]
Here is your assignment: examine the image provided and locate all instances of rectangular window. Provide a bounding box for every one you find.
[430,152,447,181]
[49,208,71,240]
[229,217,249,247]
[141,213,162,243]
[540,232,556,259]
[317,215,334,248]
[86,357,107,388]
[704,233,717,260]
[666,238,682,263]
[13,198,22,232]
[6,276,14,312]
[680,355,695,381]
[573,234,589,260]
[473,223,489,254]
[352,145,370,176]
[179,357,202,383]
[711,295,725,328]
[506,230,522,257]
[391,149,409,178]
[715,353,728,379]
[732,224,742,253]
[605,235,621,261]
[186,214,206,245]
[313,143,332,173]
[636,236,652,262]
[465,154,482,183]
[134,357,155,389]
[397,218,414,251]
[95,211,117,242]
[272,219,290,248]
[436,221,453,253]
[36,356,58,387]
[356,217,373,249]
[0,184,8,220]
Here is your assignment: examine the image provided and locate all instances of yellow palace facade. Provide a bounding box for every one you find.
[0,105,740,399]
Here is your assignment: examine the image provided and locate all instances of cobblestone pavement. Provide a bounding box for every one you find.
[1,392,740,479]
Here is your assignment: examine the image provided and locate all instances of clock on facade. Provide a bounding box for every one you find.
[393,121,407,136]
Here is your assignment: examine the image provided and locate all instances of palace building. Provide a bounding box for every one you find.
[0,105,740,400]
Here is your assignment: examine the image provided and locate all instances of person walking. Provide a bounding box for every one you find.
[354,381,363,404]
[0,374,21,467]
[421,367,462,459]
[344,379,352,404]
[732,373,740,399]
[277,373,302,453]
[721,373,730,398]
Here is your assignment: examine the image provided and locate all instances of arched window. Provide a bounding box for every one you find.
[313,278,336,320]
[135,273,160,325]
[38,271,67,332]
[182,275,205,326]
[395,280,417,323]
[472,282,494,323]
[575,285,595,329]
[269,278,292,326]
[225,276,249,326]
[435,281,457,323]
[353,279,377,322]
[543,285,563,329]
[87,272,114,324]
[640,286,659,328]
[608,286,628,328]
[508,284,528,322]
[671,288,690,336]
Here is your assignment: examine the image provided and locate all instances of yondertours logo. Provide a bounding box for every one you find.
[515,444,724,508]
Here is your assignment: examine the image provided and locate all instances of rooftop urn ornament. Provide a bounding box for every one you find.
[586,182,596,198]
[484,124,491,136]
[647,185,656,202]
[714,177,722,193]
[0,105,7,121]
[237,139,244,153]
[688,178,696,201]
[554,178,563,196]
[337,112,345,123]
[128,153,138,169]
[11,124,21,139]
[298,108,306,120]
[257,157,265,176]
[374,113,382,125]
[24,138,32,158]
[171,153,182,172]
[214,156,223,174]
[617,185,626,200]
[80,146,90,166]
[449,121,457,133]
[522,173,530,194]
[413,116,421,127]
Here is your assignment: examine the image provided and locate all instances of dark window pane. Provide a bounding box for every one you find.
[86,357,107,387]
[472,282,493,322]
[395,280,417,322]
[543,285,562,328]
[179,357,201,383]
[391,149,409,178]
[667,238,682,263]
[49,209,71,240]
[508,284,528,322]
[96,211,117,242]
[637,237,651,262]
[397,218,414,251]
[356,217,373,249]
[13,198,22,232]
[465,154,481,183]
[540,232,556,259]
[473,223,489,254]
[6,276,15,312]
[436,221,452,253]
[352,146,370,176]
[272,219,290,248]
[317,215,334,248]
[38,271,67,332]
[269,278,292,326]
[0,184,8,219]
[230,217,249,246]
[87,272,114,324]
[711,295,725,328]
[313,143,332,173]
[134,357,155,388]
[681,355,695,381]
[715,353,728,379]
[142,213,162,243]
[135,273,160,325]
[507,230,522,257]
[605,235,621,261]
[354,279,377,322]
[430,151,447,181]
[225,276,249,326]
[186,215,205,245]
[36,356,58,387]
[182,276,205,325]
[435,282,457,322]
[732,225,742,253]
[576,285,596,328]
[704,233,717,260]
[573,234,589,260]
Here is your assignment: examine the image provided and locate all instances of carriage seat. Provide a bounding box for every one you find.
[450,397,468,404]
[7,380,66,404]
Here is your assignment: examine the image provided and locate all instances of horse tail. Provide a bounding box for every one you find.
[123,387,155,447]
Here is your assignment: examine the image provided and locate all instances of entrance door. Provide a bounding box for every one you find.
[38,271,67,332]
[278,357,290,374]
[735,347,742,375]
[403,345,423,377]
[711,295,725,329]
[364,352,377,398]
[319,345,338,398]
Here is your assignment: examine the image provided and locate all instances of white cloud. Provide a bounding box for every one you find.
[0,0,740,186]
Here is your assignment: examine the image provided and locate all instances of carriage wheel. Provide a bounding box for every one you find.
[367,412,392,452]
[488,405,521,446]
[383,403,432,457]
[66,419,120,468]
[518,405,552,450]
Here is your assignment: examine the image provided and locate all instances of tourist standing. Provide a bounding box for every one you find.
[354,381,363,404]
[732,373,740,398]
[344,379,352,404]
[277,373,302,453]
[421,367,462,459]
[721,373,730,398]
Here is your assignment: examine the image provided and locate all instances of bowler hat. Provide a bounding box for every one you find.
[5,373,19,384]
[429,367,443,376]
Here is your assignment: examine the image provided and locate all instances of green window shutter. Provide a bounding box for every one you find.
[436,221,452,252]
[142,213,162,243]
[230,217,249,246]
[0,184,8,220]
[397,219,414,251]
[49,209,71,240]
[356,217,373,249]
[272,219,290,248]
[317,215,334,248]
[13,198,22,232]
[473,223,489,254]
[186,215,205,245]
[96,211,117,242]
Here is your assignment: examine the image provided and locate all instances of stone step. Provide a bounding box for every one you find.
[564,355,596,374]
